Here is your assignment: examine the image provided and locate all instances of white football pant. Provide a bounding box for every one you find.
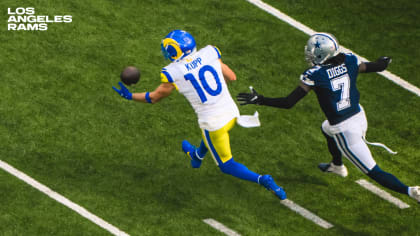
[322,105,376,174]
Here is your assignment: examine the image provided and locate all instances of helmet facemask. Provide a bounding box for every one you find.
[304,45,316,67]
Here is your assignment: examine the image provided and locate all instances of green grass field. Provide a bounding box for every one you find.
[1,0,419,235]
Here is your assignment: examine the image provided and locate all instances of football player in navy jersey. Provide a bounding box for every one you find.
[237,33,419,203]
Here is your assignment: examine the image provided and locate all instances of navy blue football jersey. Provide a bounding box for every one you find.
[300,53,360,125]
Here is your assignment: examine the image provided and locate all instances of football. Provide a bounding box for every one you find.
[120,66,141,85]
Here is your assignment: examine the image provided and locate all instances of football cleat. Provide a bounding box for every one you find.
[318,163,348,177]
[259,175,287,200]
[305,32,339,66]
[182,140,202,168]
[161,30,196,62]
[409,186,420,203]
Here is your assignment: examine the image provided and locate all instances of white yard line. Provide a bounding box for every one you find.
[0,160,130,236]
[203,199,333,233]
[246,0,420,97]
[280,199,334,229]
[356,179,410,209]
[203,218,241,236]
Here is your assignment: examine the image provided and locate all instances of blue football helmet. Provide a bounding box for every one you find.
[161,30,196,61]
[305,33,340,66]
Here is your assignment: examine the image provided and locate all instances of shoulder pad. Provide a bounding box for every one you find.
[344,53,359,66]
[200,45,221,60]
[304,65,321,75]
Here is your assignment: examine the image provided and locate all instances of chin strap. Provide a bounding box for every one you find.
[363,136,397,155]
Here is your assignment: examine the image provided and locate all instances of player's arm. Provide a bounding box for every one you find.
[359,57,392,73]
[113,82,175,104]
[132,82,175,103]
[236,82,310,109]
[220,60,236,82]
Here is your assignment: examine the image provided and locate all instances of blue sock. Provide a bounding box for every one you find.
[367,165,409,195]
[196,140,208,159]
[219,158,260,183]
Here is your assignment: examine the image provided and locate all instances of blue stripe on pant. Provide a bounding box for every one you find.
[204,130,223,165]
[334,133,369,173]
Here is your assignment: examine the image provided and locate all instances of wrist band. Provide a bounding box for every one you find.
[145,92,152,103]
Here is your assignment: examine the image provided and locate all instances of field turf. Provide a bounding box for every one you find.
[1,0,419,235]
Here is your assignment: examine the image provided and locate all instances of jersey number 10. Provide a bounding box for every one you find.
[184,65,222,103]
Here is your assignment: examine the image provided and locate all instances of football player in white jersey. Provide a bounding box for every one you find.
[237,33,419,203]
[113,30,286,200]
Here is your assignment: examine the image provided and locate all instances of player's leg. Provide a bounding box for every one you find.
[182,140,207,168]
[202,118,286,199]
[318,121,348,177]
[335,131,411,195]
[322,129,342,166]
[367,165,409,194]
[203,119,259,182]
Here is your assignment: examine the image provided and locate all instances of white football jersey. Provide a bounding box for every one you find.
[160,45,239,131]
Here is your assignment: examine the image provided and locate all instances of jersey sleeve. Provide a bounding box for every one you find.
[300,73,314,86]
[300,66,322,86]
[212,46,222,59]
[160,68,179,90]
[300,67,319,86]
[160,68,174,83]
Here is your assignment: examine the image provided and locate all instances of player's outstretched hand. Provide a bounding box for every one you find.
[113,81,133,100]
[236,86,262,105]
[377,56,392,70]
[378,56,392,66]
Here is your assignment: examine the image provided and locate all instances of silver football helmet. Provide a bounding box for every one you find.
[304,33,340,66]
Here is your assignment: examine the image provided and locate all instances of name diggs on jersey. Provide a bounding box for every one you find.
[327,64,348,79]
[185,57,202,71]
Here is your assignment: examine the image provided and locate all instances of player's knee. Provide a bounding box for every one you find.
[321,128,328,138]
[321,126,332,139]
[321,120,329,132]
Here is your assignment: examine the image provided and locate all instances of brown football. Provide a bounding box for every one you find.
[120,66,141,85]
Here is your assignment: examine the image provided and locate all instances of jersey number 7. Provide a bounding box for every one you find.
[331,74,351,111]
